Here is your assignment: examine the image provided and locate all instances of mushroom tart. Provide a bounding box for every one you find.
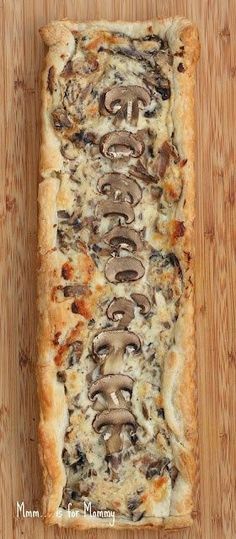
[38,18,199,530]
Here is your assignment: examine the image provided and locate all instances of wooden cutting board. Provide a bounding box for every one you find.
[1,1,235,538]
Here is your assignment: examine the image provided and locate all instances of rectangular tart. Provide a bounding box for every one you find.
[37,18,200,530]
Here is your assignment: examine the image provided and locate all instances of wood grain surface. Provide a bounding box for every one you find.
[0,1,235,538]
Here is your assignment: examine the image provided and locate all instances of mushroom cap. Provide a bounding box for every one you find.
[100,131,144,159]
[97,173,142,206]
[92,408,136,432]
[104,226,143,252]
[105,256,145,283]
[88,374,134,400]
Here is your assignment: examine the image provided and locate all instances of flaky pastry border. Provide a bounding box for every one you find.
[37,17,200,530]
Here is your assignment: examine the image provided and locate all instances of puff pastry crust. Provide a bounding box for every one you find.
[37,17,200,530]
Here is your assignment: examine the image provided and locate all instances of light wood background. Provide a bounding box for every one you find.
[0,1,235,538]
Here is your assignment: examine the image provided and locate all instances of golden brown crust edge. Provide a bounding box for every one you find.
[37,17,200,529]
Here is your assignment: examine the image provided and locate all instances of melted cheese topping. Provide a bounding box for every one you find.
[48,27,186,521]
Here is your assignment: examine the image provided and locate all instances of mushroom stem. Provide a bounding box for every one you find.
[102,350,124,375]
[105,452,122,474]
[106,425,123,454]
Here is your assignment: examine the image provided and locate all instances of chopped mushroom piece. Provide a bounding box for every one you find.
[155,141,180,178]
[143,72,171,100]
[51,108,72,129]
[63,284,87,297]
[127,496,142,512]
[146,457,170,479]
[47,66,56,94]
[72,54,99,75]
[130,160,156,184]
[170,465,179,487]
[63,79,80,105]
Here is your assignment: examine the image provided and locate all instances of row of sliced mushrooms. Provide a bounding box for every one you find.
[89,85,153,467]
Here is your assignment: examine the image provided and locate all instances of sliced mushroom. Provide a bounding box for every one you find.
[51,108,72,129]
[95,200,134,224]
[92,408,136,454]
[102,85,151,125]
[100,131,144,159]
[88,374,134,408]
[104,226,143,252]
[106,298,135,328]
[97,173,142,206]
[92,329,141,373]
[130,160,156,184]
[105,256,145,283]
[130,293,151,315]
